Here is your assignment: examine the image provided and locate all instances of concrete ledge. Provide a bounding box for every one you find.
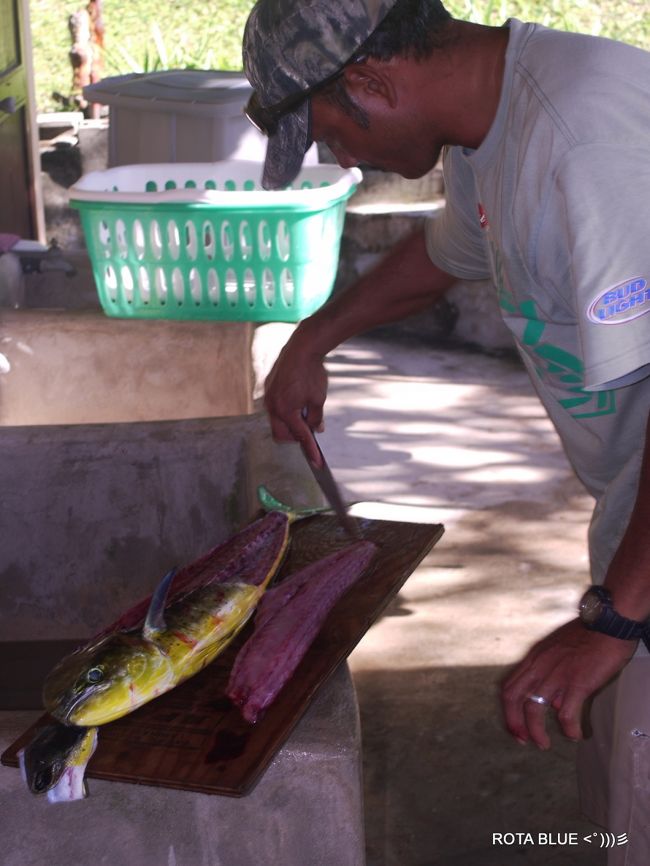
[0,309,254,425]
[0,663,365,866]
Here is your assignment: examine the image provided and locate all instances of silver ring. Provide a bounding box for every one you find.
[528,694,549,706]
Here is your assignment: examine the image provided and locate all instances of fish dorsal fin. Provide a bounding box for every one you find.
[143,567,177,640]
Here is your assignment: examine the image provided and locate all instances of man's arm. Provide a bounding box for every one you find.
[501,408,650,749]
[264,226,456,462]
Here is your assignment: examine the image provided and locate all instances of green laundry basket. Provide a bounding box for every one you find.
[70,161,361,322]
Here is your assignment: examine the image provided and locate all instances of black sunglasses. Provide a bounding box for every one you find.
[243,55,367,137]
[243,89,310,137]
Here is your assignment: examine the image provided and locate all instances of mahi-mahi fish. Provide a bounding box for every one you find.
[22,509,291,800]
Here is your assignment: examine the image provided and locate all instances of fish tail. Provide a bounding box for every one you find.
[256,485,331,523]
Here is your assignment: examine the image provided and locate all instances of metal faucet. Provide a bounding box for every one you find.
[18,240,77,277]
[0,240,77,308]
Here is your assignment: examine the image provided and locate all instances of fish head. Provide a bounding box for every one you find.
[42,632,174,726]
[19,722,91,795]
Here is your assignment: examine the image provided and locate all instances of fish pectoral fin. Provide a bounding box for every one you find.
[143,566,177,639]
[17,748,28,786]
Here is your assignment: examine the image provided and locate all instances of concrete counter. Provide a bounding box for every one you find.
[0,664,365,866]
[0,409,365,865]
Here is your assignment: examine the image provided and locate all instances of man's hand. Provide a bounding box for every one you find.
[264,335,328,465]
[501,618,637,749]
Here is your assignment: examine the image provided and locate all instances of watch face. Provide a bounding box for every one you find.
[580,592,604,625]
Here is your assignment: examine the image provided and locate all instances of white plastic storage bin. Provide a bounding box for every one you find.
[83,70,318,168]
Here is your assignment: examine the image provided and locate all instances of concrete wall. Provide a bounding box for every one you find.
[0,310,254,425]
[340,170,515,353]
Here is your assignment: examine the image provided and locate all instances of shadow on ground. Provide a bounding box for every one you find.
[355,664,606,866]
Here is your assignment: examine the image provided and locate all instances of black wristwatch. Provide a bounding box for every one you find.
[578,586,650,650]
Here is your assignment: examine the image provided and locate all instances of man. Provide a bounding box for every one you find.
[242,0,650,857]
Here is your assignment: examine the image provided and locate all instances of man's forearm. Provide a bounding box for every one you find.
[602,409,650,619]
[295,226,456,358]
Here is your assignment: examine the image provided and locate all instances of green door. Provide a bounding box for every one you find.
[0,0,36,238]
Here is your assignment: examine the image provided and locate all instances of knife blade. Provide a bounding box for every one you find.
[299,413,361,539]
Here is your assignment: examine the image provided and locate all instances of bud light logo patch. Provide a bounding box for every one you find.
[587,277,650,324]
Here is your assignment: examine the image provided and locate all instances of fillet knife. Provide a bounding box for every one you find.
[300,412,361,539]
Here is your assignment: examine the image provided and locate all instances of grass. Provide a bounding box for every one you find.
[30,0,650,113]
[452,0,649,45]
[29,0,253,112]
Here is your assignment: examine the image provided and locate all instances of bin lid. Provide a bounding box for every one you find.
[84,70,253,115]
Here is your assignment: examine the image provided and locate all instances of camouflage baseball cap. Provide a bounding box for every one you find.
[243,0,398,189]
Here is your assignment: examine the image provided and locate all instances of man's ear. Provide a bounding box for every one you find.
[342,60,398,110]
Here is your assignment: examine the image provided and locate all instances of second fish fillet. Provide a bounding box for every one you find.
[227,540,377,723]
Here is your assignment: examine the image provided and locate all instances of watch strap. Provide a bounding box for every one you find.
[592,604,648,640]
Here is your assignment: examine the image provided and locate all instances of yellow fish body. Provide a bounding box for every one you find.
[44,581,264,727]
[43,511,290,728]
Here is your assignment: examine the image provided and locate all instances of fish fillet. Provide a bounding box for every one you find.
[227,540,377,723]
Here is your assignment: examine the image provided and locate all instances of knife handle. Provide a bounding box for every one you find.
[300,407,324,468]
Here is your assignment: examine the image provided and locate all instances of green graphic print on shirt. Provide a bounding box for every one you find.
[496,275,616,419]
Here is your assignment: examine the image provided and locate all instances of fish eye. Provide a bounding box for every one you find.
[86,667,104,684]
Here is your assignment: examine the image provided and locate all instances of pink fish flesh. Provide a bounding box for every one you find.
[226,540,377,723]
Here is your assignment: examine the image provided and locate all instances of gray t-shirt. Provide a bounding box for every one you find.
[426,19,650,579]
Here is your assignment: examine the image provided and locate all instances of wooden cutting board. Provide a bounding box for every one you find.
[1,513,443,796]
